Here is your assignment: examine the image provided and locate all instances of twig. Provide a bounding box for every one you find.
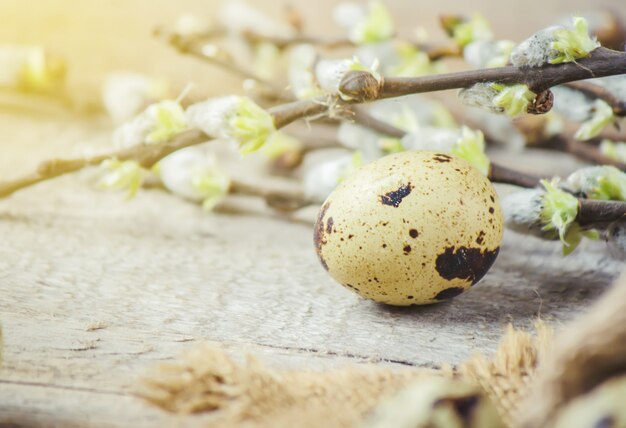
[348,108,543,188]
[0,130,208,198]
[3,47,626,200]
[229,180,310,211]
[341,47,626,101]
[577,199,626,226]
[155,28,291,101]
[534,135,626,171]
[565,81,626,116]
[487,163,542,188]
[348,107,407,139]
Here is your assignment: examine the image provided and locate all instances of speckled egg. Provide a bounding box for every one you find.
[314,150,503,306]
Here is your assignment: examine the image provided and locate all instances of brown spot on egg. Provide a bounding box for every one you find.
[409,229,419,238]
[403,245,412,254]
[489,207,495,214]
[435,246,500,285]
[326,217,334,234]
[380,183,413,207]
[433,287,465,300]
[476,231,486,245]
[432,153,452,162]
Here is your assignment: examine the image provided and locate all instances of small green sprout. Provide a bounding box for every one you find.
[574,100,615,140]
[600,139,626,163]
[485,40,516,68]
[449,14,493,47]
[338,151,364,183]
[350,1,395,45]
[251,41,280,80]
[230,97,276,154]
[388,42,436,77]
[97,159,146,199]
[380,138,405,154]
[261,131,302,160]
[539,179,589,255]
[190,168,231,211]
[16,46,66,92]
[186,96,276,155]
[146,100,188,144]
[566,166,626,201]
[491,83,536,116]
[550,16,600,65]
[451,126,490,175]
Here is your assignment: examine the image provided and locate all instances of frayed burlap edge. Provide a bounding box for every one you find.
[137,323,550,428]
[137,272,626,428]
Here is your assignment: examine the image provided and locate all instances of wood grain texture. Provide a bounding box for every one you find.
[0,0,624,420]
[0,169,622,426]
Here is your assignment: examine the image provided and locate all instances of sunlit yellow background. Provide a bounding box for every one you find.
[0,0,623,177]
[1,0,623,102]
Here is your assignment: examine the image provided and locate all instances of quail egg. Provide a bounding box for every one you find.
[314,151,503,306]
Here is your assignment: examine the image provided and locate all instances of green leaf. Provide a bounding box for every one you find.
[451,126,490,175]
[350,1,395,44]
[97,159,146,199]
[539,179,579,246]
[574,100,615,141]
[452,14,493,47]
[549,17,600,64]
[146,100,187,144]
[230,97,276,155]
[491,83,535,116]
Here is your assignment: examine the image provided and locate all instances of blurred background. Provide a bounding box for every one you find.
[0,0,624,179]
[1,0,623,103]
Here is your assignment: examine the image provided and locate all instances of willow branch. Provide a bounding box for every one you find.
[155,28,291,101]
[229,180,309,211]
[565,81,626,116]
[0,130,209,198]
[577,199,626,226]
[340,47,626,101]
[346,108,544,188]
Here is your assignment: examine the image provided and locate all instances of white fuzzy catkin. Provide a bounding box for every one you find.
[314,58,353,94]
[185,96,240,139]
[355,41,398,72]
[551,85,593,122]
[593,75,626,105]
[466,109,526,151]
[173,13,212,37]
[400,127,458,152]
[510,26,560,67]
[218,1,292,37]
[288,44,319,100]
[563,166,605,196]
[333,2,367,30]
[463,40,513,68]
[337,122,383,162]
[303,151,353,203]
[368,95,450,130]
[458,83,502,114]
[0,45,38,87]
[606,221,626,259]
[103,72,168,125]
[113,108,158,149]
[158,146,226,202]
[501,189,546,237]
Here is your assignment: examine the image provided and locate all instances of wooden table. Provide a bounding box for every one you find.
[0,112,622,426]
